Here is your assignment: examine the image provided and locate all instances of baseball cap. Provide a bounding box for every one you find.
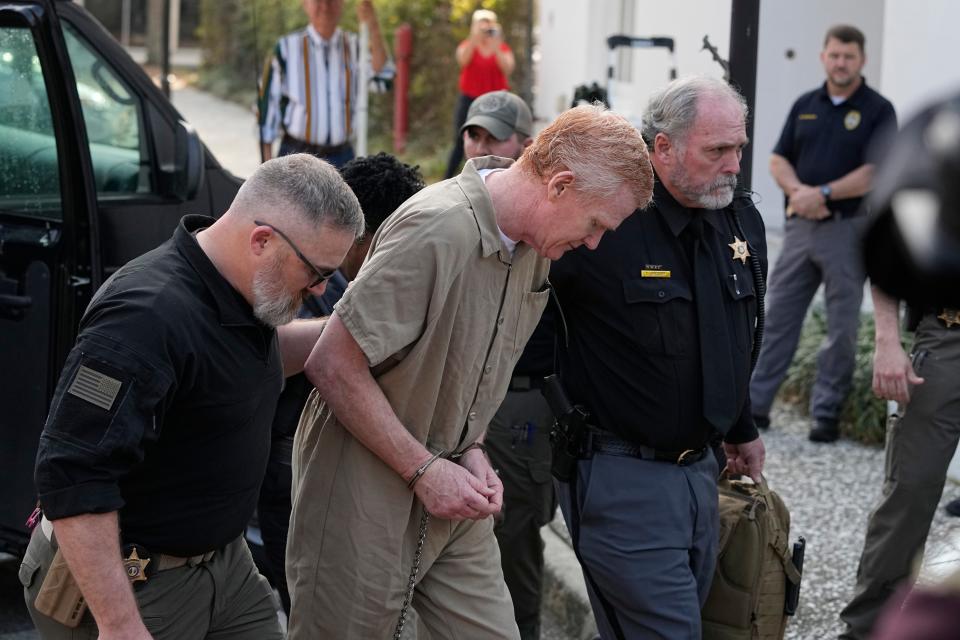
[461,91,533,141]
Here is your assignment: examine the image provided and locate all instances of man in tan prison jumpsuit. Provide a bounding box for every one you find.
[286,104,655,639]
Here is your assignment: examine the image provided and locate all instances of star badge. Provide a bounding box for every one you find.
[728,237,751,264]
[123,547,151,584]
[938,309,960,328]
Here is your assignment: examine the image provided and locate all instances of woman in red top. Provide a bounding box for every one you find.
[444,9,516,178]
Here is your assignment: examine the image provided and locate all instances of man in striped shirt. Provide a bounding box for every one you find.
[258,0,394,167]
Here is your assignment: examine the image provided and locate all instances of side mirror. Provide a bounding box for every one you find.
[166,120,204,202]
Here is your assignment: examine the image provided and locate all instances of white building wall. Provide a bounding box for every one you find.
[535,0,732,126]
[535,0,621,123]
[880,0,960,120]
[611,1,732,127]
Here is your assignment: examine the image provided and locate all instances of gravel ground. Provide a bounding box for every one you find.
[543,401,960,640]
[767,403,960,640]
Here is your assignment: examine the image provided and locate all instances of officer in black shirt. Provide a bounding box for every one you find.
[750,25,896,443]
[22,154,364,640]
[551,76,767,638]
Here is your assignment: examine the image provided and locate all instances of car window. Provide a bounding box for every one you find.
[0,25,62,217]
[62,22,146,196]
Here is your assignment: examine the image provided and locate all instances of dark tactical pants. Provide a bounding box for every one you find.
[750,215,868,421]
[485,386,557,640]
[20,525,282,640]
[557,448,719,639]
[258,434,295,614]
[839,314,960,639]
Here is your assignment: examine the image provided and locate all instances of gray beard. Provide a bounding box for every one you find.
[671,166,738,210]
[693,180,737,209]
[252,256,302,327]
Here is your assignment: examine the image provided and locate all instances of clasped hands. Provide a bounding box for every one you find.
[410,448,503,521]
[786,184,831,220]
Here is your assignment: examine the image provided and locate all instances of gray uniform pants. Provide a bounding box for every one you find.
[485,386,557,640]
[839,314,960,639]
[20,526,282,640]
[750,215,867,420]
[557,449,719,639]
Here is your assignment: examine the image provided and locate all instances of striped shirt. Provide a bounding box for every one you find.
[258,25,394,147]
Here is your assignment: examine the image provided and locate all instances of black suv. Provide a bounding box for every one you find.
[0,0,242,555]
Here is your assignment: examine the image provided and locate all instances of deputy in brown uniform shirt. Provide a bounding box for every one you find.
[286,104,654,639]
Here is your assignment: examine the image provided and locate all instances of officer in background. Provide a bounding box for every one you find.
[257,153,425,614]
[458,89,554,640]
[21,154,364,639]
[750,24,896,442]
[838,91,960,640]
[550,75,766,637]
[258,0,393,166]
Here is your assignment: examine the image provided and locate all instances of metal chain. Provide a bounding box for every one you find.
[393,506,430,640]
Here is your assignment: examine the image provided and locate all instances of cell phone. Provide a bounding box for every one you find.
[784,536,805,616]
[485,28,499,37]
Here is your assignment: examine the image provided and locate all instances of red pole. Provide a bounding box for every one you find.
[393,23,412,154]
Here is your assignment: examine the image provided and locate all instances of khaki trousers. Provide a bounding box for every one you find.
[20,527,282,640]
[839,315,960,639]
[287,415,520,640]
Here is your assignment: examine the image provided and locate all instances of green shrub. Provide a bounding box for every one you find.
[777,306,891,445]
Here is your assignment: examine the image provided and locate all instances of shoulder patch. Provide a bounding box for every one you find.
[67,365,122,411]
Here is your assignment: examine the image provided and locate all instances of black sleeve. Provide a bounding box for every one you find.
[35,329,175,520]
[772,99,800,161]
[725,204,767,444]
[548,247,582,303]
[879,99,898,133]
[868,100,899,160]
[725,396,760,444]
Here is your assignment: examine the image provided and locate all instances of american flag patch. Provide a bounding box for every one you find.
[67,365,122,411]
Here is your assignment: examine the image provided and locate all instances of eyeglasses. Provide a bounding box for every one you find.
[254,220,337,288]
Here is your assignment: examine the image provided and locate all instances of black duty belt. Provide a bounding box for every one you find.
[281,135,351,157]
[583,430,707,466]
[508,374,548,392]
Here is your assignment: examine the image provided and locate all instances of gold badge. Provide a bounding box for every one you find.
[641,269,671,278]
[938,309,960,328]
[728,237,750,264]
[123,548,150,584]
[844,110,861,130]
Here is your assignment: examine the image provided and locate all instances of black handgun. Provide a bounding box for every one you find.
[541,374,589,482]
[784,536,805,615]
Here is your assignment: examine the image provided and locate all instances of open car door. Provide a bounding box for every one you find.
[0,0,100,554]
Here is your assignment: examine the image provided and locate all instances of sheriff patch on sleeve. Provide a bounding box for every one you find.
[67,365,123,411]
